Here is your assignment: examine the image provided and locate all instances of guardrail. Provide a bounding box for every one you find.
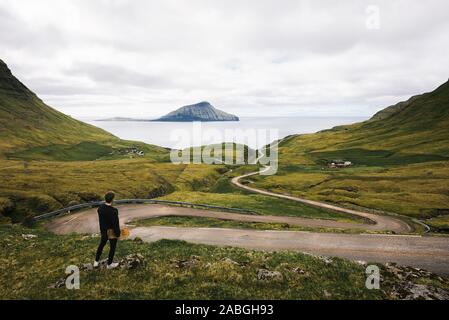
[34,199,257,221]
[412,218,431,234]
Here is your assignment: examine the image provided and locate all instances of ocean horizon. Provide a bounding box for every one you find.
[81,116,368,149]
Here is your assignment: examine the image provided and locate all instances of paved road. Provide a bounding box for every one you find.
[46,203,388,234]
[231,171,412,233]
[131,226,449,275]
[46,170,449,275]
[46,203,449,275]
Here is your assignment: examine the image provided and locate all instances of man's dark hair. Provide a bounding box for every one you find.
[104,191,115,204]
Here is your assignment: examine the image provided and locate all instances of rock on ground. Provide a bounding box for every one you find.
[170,255,201,269]
[21,234,37,240]
[257,269,283,281]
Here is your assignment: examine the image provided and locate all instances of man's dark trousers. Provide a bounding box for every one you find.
[96,233,117,264]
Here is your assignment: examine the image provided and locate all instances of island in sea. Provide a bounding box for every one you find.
[154,101,239,122]
[97,101,239,122]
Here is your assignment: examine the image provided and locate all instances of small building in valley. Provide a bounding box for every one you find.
[329,160,352,168]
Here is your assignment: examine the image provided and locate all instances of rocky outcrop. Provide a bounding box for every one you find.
[382,262,449,300]
[154,101,239,122]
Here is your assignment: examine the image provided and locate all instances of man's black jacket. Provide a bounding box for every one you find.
[97,204,121,237]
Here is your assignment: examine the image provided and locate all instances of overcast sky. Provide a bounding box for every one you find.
[1,0,448,118]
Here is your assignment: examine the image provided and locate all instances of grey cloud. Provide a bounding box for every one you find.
[67,63,172,88]
[0,0,448,118]
[27,80,98,96]
[0,7,66,54]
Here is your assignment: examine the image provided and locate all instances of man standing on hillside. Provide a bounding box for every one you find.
[94,191,121,269]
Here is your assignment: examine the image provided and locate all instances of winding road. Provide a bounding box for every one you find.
[46,171,449,275]
[231,171,412,234]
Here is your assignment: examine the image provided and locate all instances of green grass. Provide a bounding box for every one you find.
[0,224,416,300]
[253,161,449,219]
[8,142,115,161]
[0,160,224,222]
[0,92,117,157]
[137,215,295,230]
[135,216,365,234]
[426,216,449,232]
[7,140,171,162]
[158,191,368,223]
[180,143,255,164]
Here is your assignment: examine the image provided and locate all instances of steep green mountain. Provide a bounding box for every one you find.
[154,101,239,122]
[0,59,119,155]
[0,59,169,161]
[253,80,449,221]
[279,80,449,164]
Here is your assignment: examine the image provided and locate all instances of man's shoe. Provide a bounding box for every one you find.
[93,261,99,268]
[107,262,119,269]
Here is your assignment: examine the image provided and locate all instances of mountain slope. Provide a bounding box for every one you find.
[0,59,119,156]
[253,80,449,220]
[155,101,239,122]
[280,80,449,161]
[0,59,171,161]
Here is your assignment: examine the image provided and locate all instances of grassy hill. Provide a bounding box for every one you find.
[0,59,170,162]
[252,80,449,226]
[0,59,116,155]
[0,59,202,222]
[279,80,449,161]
